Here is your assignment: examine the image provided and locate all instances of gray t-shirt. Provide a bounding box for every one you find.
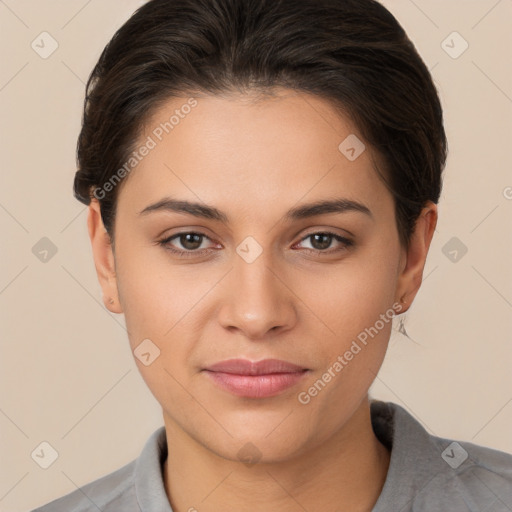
[30,400,512,511]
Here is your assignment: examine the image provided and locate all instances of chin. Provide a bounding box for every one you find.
[206,417,315,463]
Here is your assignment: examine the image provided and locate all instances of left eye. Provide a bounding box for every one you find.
[295,232,354,252]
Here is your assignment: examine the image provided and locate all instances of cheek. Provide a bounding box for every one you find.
[298,247,399,344]
[293,253,399,427]
[114,242,189,346]
[114,247,198,408]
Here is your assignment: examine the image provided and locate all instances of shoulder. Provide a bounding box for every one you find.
[29,459,137,512]
[371,400,512,511]
[425,436,512,507]
[411,435,512,511]
[30,426,168,512]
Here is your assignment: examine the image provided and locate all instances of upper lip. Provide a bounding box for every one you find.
[204,358,307,375]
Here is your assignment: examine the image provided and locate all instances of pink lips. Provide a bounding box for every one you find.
[203,358,309,398]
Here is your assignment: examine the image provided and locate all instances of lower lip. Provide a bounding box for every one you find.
[203,370,309,398]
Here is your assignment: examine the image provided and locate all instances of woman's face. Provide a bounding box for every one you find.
[89,88,434,461]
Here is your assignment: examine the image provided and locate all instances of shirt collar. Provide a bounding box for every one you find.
[369,400,451,511]
[133,400,448,512]
[134,425,173,512]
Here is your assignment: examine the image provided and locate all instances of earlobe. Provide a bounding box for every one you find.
[87,199,123,314]
[395,202,438,313]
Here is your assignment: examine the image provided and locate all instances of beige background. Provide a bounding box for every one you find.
[1,1,511,510]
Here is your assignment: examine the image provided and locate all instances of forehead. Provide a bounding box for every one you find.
[116,89,393,223]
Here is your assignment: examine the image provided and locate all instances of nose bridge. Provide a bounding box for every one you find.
[218,241,295,338]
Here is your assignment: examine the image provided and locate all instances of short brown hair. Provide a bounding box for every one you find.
[74,0,448,249]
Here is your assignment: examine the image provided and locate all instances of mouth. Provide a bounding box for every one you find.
[202,358,310,398]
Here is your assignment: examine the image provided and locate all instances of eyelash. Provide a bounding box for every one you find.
[157,231,354,259]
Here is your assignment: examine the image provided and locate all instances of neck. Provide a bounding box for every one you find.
[163,398,390,512]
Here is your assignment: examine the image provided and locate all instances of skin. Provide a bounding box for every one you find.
[87,88,437,512]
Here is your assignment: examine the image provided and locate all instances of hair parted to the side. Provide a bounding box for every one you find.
[74,0,447,250]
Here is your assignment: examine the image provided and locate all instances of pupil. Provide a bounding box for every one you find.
[182,233,202,250]
[312,234,331,250]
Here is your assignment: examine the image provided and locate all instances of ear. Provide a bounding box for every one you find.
[87,198,123,314]
[394,201,438,314]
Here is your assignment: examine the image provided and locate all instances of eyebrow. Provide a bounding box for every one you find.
[138,196,373,223]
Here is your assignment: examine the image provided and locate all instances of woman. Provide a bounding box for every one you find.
[31,0,512,510]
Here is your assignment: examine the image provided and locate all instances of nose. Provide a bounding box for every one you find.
[217,248,297,340]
